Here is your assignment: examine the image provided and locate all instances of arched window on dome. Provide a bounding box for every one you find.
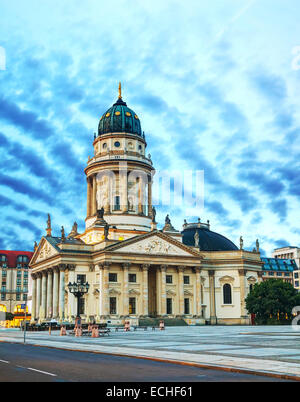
[223,283,232,304]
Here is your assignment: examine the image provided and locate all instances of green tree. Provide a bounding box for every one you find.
[245,279,300,325]
[5,312,14,321]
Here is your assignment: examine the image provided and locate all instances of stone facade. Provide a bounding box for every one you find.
[29,88,263,325]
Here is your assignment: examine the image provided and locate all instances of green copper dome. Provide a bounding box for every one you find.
[98,96,142,137]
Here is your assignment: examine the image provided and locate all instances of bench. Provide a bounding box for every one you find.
[133,326,148,331]
[115,326,126,332]
[99,329,110,336]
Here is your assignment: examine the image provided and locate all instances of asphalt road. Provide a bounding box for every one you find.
[0,342,293,382]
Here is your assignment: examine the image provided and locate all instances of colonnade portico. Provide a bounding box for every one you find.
[31,264,76,323]
[95,262,205,321]
[86,170,153,219]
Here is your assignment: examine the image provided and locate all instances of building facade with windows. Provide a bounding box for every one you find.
[29,87,263,326]
[0,250,33,327]
[272,247,300,291]
[261,257,299,290]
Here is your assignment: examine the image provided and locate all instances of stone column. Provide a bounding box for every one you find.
[87,176,92,217]
[138,177,143,215]
[160,265,167,316]
[67,266,76,321]
[122,263,130,316]
[52,267,59,319]
[156,267,161,315]
[30,275,37,322]
[46,269,53,319]
[59,266,65,321]
[239,269,248,324]
[147,175,152,217]
[195,267,201,317]
[36,273,42,320]
[92,174,97,215]
[178,266,185,315]
[142,264,149,316]
[121,169,128,212]
[208,270,217,324]
[100,263,110,317]
[39,271,47,321]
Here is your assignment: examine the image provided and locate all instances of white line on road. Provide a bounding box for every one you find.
[27,367,57,377]
[0,359,9,363]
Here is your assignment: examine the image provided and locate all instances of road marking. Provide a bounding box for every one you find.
[0,359,9,363]
[27,367,57,377]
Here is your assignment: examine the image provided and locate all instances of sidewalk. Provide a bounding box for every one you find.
[1,326,300,380]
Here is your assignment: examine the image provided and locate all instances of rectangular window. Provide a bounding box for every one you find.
[166,275,173,284]
[110,297,117,314]
[23,294,27,301]
[184,298,190,314]
[16,294,21,301]
[129,297,136,314]
[166,298,172,315]
[277,272,282,276]
[77,274,86,284]
[128,274,136,283]
[109,273,118,282]
[114,196,120,211]
[1,294,5,301]
[295,281,299,287]
[184,276,190,284]
[295,273,299,279]
[79,298,85,315]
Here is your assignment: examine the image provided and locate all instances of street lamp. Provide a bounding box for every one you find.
[67,280,90,321]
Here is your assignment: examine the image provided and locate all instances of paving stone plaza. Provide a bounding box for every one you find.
[1,325,300,379]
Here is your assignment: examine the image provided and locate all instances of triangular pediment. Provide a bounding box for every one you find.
[106,231,202,258]
[30,237,59,265]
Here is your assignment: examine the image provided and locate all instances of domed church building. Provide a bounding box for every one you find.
[29,85,263,326]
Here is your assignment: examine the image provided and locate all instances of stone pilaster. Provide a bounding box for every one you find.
[59,265,65,321]
[92,174,97,215]
[239,269,249,324]
[160,265,167,316]
[52,267,59,319]
[147,175,152,217]
[195,267,201,317]
[177,266,185,315]
[122,263,130,316]
[142,264,149,316]
[40,271,47,321]
[208,270,217,325]
[30,274,37,322]
[36,273,42,320]
[46,269,53,319]
[87,176,92,217]
[99,263,110,317]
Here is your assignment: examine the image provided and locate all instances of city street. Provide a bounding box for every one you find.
[0,343,289,382]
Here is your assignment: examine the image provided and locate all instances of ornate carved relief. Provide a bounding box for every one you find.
[119,237,192,256]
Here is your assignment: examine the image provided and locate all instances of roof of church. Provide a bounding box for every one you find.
[98,96,142,137]
[181,226,238,252]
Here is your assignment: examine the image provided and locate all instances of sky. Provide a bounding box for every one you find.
[0,0,299,256]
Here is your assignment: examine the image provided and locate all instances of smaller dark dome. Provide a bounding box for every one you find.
[98,97,142,136]
[182,225,238,252]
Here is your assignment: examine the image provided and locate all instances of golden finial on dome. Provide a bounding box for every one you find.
[118,82,122,99]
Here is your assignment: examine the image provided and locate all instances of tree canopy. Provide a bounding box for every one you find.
[245,279,300,324]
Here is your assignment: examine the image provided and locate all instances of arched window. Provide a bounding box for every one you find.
[223,284,232,304]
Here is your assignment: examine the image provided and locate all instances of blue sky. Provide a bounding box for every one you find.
[0,0,299,255]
